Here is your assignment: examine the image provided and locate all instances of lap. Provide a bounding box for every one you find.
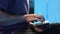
[0,23,28,31]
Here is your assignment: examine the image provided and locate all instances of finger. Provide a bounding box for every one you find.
[29,22,35,26]
[35,14,43,18]
[34,18,40,21]
[24,14,38,18]
[35,27,42,32]
[29,22,34,25]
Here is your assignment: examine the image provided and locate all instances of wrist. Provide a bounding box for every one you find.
[24,15,29,22]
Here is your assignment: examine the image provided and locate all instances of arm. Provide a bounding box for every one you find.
[0,0,27,25]
[0,11,26,25]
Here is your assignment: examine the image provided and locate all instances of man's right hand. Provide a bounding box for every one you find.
[24,14,40,22]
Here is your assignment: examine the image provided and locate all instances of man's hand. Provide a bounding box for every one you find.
[24,14,45,32]
[24,14,40,22]
[24,14,45,22]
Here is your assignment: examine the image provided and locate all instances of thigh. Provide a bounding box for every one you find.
[0,31,13,34]
[0,31,3,34]
[8,23,28,31]
[15,29,33,34]
[2,31,13,34]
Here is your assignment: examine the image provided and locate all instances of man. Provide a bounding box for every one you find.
[0,0,42,34]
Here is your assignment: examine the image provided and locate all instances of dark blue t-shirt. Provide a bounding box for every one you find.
[0,0,27,15]
[0,0,28,31]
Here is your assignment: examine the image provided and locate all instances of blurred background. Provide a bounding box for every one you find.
[30,0,60,34]
[35,0,60,23]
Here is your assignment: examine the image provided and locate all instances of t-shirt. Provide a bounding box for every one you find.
[0,0,27,15]
[0,0,28,31]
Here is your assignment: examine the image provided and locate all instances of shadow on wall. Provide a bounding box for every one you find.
[29,8,34,14]
[29,0,34,14]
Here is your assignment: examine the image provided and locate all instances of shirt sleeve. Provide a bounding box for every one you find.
[0,0,9,11]
[0,14,26,26]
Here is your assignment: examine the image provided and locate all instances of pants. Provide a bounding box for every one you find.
[0,29,33,34]
[0,31,14,34]
[0,23,28,34]
[15,29,33,34]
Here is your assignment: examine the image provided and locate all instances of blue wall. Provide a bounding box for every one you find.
[34,0,60,23]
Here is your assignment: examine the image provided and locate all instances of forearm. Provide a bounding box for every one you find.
[0,15,26,25]
[0,11,26,25]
